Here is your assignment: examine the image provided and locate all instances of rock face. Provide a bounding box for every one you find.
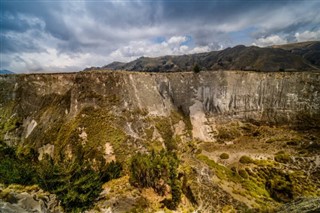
[1,70,320,212]
[276,197,320,213]
[0,185,62,213]
[2,71,319,129]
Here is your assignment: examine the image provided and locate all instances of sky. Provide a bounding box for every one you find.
[1,0,320,73]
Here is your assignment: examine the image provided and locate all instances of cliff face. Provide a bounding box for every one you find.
[2,71,319,131]
[1,71,320,212]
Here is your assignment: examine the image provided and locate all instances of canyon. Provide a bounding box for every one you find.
[1,70,320,212]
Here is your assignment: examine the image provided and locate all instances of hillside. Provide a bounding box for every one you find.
[1,70,320,212]
[87,41,320,72]
[0,70,15,74]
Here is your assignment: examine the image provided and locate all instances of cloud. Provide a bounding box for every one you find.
[1,0,320,73]
[295,30,320,42]
[252,35,288,47]
[109,36,214,62]
[167,36,188,45]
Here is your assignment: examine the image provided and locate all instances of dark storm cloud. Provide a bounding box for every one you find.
[1,1,71,41]
[1,0,319,72]
[0,33,44,53]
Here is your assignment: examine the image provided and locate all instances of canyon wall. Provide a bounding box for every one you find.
[1,71,319,141]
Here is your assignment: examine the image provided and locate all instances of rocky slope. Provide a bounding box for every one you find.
[0,184,62,213]
[1,70,320,212]
[88,41,320,72]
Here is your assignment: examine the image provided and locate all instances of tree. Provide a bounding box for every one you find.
[129,150,182,209]
[193,64,200,73]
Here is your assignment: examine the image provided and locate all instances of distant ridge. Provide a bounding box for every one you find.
[86,41,320,72]
[0,69,15,74]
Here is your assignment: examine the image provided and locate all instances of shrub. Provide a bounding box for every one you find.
[274,152,291,164]
[193,64,200,73]
[238,169,249,179]
[0,141,123,213]
[0,142,37,185]
[155,119,177,151]
[37,157,122,212]
[101,161,122,182]
[129,150,181,209]
[220,153,229,160]
[239,155,254,164]
[266,174,293,202]
[216,125,241,142]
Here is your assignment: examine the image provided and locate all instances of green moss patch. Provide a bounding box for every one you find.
[239,155,254,164]
[220,153,229,159]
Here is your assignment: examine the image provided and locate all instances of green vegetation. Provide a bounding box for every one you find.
[0,141,123,212]
[220,153,229,159]
[129,150,181,210]
[266,173,293,202]
[193,64,200,73]
[37,155,122,212]
[274,151,292,164]
[0,141,37,185]
[216,123,241,142]
[197,154,235,180]
[155,118,177,151]
[238,169,249,179]
[0,101,20,141]
[239,155,254,164]
[197,154,270,204]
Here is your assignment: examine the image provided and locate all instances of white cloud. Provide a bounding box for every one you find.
[167,36,188,45]
[2,49,95,72]
[295,30,320,42]
[107,36,215,63]
[189,46,211,54]
[2,35,214,73]
[252,35,287,47]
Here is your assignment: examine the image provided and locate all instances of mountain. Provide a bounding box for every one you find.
[0,69,15,74]
[272,41,320,68]
[96,41,320,72]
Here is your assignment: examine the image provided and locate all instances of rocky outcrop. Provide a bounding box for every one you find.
[0,185,62,213]
[276,197,320,213]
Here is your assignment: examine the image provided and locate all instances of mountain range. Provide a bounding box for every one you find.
[86,41,320,72]
[0,69,14,74]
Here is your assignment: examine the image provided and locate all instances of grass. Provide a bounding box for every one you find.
[154,117,177,151]
[274,151,292,164]
[0,101,19,141]
[239,155,254,164]
[196,154,271,205]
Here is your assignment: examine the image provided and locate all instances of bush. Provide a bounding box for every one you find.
[266,174,293,202]
[239,155,254,164]
[101,161,122,182]
[36,156,122,212]
[0,141,123,213]
[193,64,200,73]
[0,142,37,185]
[238,169,249,179]
[274,152,291,164]
[155,119,177,151]
[129,150,181,209]
[217,125,241,142]
[220,153,229,159]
